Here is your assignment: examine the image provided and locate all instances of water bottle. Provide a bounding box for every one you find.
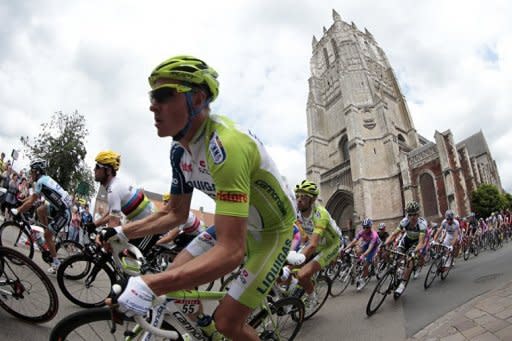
[196,314,223,340]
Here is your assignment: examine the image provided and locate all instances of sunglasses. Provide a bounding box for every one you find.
[149,84,192,104]
[408,213,419,217]
[94,163,109,170]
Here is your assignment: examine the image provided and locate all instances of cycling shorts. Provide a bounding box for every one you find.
[46,204,71,235]
[398,235,418,253]
[313,240,341,268]
[361,242,379,263]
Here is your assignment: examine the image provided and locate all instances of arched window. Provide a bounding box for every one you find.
[339,136,349,162]
[420,173,439,217]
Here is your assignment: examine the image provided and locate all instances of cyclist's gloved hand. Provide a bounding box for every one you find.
[359,255,365,262]
[448,245,453,251]
[280,266,291,281]
[10,208,19,216]
[99,226,128,243]
[117,276,155,317]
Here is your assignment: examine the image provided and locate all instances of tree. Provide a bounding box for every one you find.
[502,192,512,210]
[470,184,505,218]
[20,111,95,200]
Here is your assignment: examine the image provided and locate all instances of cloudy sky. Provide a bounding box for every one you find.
[1,0,510,213]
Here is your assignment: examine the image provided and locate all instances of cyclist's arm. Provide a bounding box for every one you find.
[156,227,179,245]
[415,233,425,252]
[301,233,320,259]
[122,193,192,238]
[15,193,38,214]
[143,214,247,295]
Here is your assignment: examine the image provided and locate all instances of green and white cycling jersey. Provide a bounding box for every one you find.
[170,114,296,233]
[170,114,296,308]
[297,203,341,252]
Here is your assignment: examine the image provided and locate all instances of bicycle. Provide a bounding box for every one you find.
[366,248,410,316]
[50,238,305,340]
[0,209,82,265]
[423,242,454,289]
[0,246,59,323]
[57,227,184,308]
[329,249,370,297]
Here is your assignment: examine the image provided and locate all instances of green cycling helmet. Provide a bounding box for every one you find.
[148,55,219,101]
[405,201,420,214]
[295,180,320,197]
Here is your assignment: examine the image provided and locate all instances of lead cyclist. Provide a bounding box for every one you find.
[99,55,296,341]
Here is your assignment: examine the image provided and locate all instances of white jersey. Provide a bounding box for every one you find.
[34,175,72,210]
[441,219,460,236]
[104,176,153,221]
[178,212,205,236]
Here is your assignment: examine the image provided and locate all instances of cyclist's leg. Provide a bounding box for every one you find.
[37,203,58,258]
[297,260,321,294]
[215,295,259,341]
[46,207,71,262]
[221,226,292,340]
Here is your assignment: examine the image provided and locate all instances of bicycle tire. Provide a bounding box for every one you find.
[330,262,351,297]
[0,246,59,323]
[463,244,470,261]
[366,268,393,316]
[250,296,304,341]
[57,253,117,308]
[440,255,453,280]
[424,258,441,289]
[304,275,331,320]
[472,242,479,256]
[0,221,34,260]
[49,307,185,341]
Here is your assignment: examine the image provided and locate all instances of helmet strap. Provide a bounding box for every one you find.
[172,92,210,141]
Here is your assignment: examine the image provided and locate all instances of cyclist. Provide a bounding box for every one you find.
[90,150,158,253]
[468,212,478,238]
[435,210,460,270]
[156,210,206,248]
[345,218,380,290]
[294,180,341,307]
[385,201,427,295]
[99,55,296,341]
[13,159,72,273]
[377,223,389,242]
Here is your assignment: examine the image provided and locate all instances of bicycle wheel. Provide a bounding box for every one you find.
[250,297,304,341]
[366,268,393,316]
[424,258,441,289]
[472,242,479,256]
[0,221,34,260]
[304,275,331,320]
[49,307,185,341]
[463,243,470,261]
[0,246,58,323]
[329,261,351,297]
[56,239,83,261]
[57,253,116,308]
[440,255,453,280]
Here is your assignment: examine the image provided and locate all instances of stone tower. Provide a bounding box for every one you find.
[306,10,420,234]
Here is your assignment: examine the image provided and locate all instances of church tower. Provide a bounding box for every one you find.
[306,10,419,233]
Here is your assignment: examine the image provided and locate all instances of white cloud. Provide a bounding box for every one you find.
[1,0,511,210]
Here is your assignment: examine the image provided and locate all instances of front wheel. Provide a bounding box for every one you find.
[250,297,305,341]
[463,244,470,261]
[57,253,116,308]
[424,258,441,289]
[55,240,83,261]
[366,269,393,316]
[0,221,34,260]
[49,307,185,341]
[440,254,453,280]
[330,262,351,297]
[0,246,59,323]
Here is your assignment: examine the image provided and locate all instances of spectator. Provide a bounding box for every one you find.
[0,152,5,175]
[68,206,81,243]
[17,177,29,202]
[4,173,19,215]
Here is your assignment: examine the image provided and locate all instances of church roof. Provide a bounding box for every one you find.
[456,130,489,157]
[408,141,436,157]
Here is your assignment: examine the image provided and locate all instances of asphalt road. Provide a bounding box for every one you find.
[1,242,511,341]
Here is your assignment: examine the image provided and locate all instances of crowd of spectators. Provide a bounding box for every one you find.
[0,151,94,245]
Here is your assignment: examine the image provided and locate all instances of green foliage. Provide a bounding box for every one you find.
[470,184,505,218]
[20,111,95,200]
[502,192,512,210]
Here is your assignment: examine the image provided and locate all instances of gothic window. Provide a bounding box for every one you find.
[323,47,330,67]
[419,173,438,217]
[397,134,406,143]
[339,136,350,163]
[331,39,339,59]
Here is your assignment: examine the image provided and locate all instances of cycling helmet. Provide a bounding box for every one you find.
[405,201,420,214]
[162,192,171,202]
[30,159,47,173]
[445,210,455,220]
[362,218,373,228]
[378,223,386,230]
[95,150,121,171]
[149,55,219,102]
[294,180,319,197]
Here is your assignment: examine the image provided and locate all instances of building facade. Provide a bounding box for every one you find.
[306,10,502,236]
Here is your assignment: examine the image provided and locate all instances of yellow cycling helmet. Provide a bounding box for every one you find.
[148,55,219,101]
[95,150,121,171]
[162,192,171,202]
[294,180,320,197]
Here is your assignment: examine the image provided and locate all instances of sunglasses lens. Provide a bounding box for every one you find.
[150,87,175,103]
